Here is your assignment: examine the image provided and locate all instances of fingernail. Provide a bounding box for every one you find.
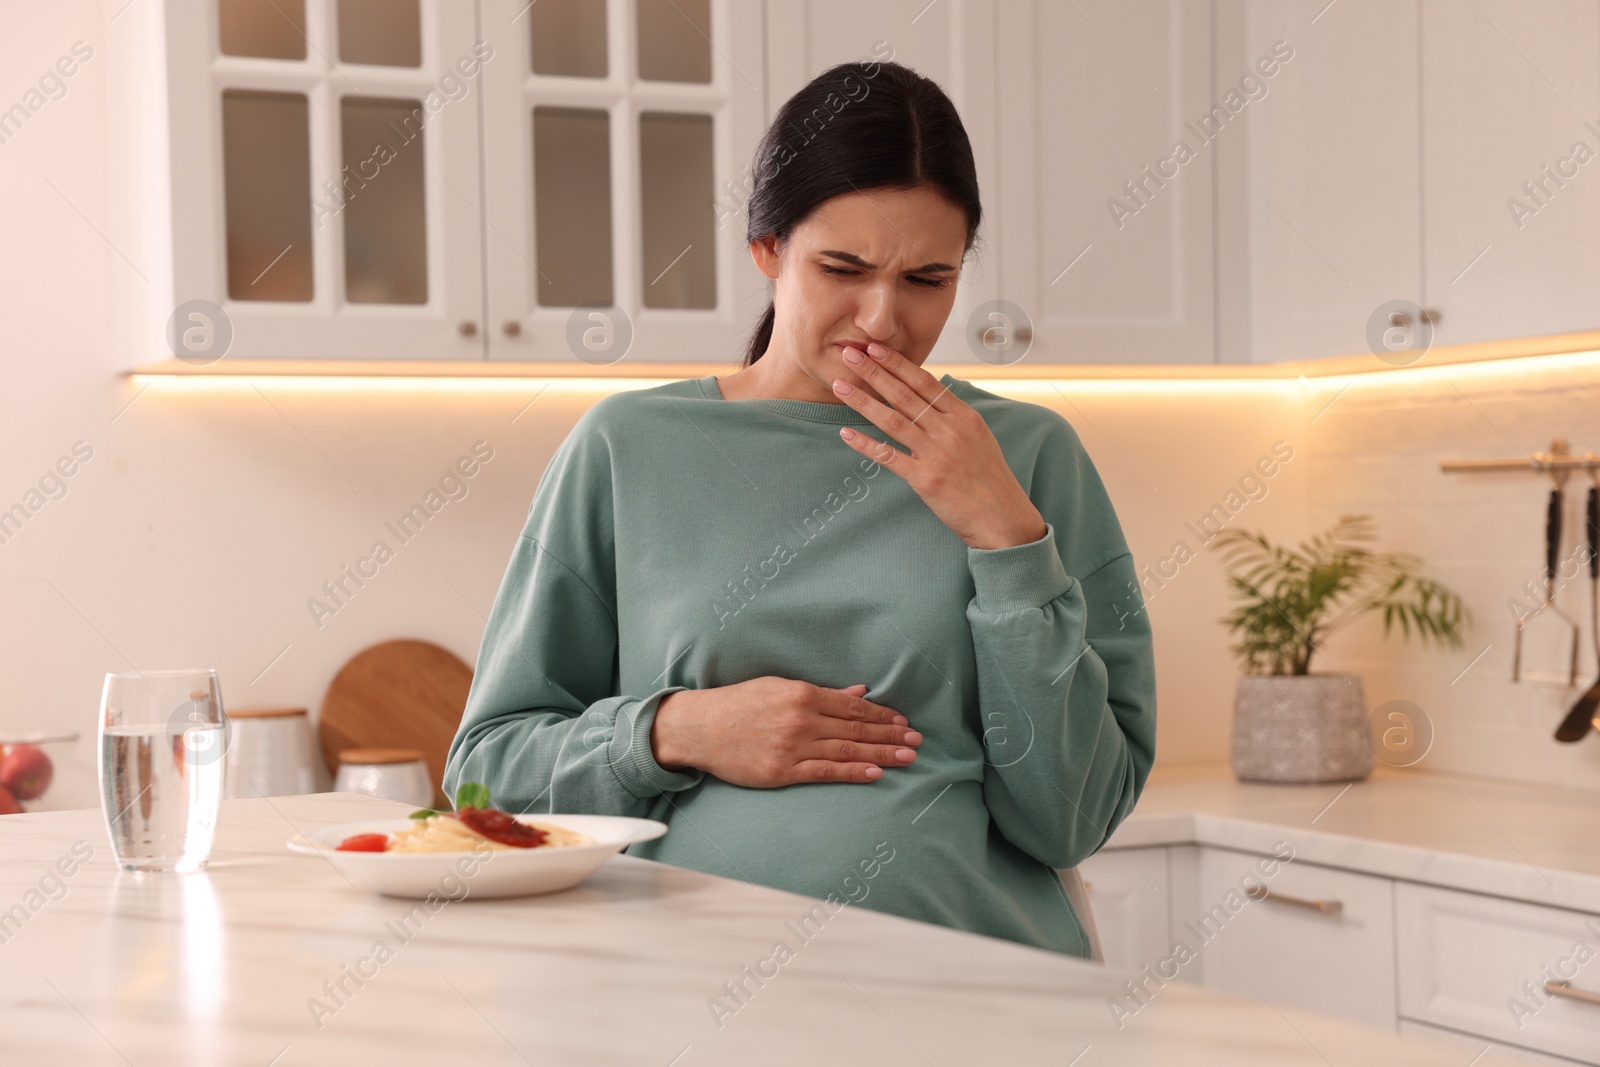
[832,379,853,395]
[904,731,922,745]
[892,714,909,725]
[864,765,883,779]
[867,344,889,361]
[841,345,864,365]
[896,748,916,762]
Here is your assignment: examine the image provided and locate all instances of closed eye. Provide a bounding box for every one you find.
[820,264,949,289]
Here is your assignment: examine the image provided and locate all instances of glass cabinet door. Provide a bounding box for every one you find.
[480,0,768,364]
[166,0,486,360]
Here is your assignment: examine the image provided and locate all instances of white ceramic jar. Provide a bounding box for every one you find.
[332,748,434,807]
[224,708,319,798]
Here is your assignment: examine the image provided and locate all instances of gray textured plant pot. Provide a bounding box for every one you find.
[1231,674,1373,784]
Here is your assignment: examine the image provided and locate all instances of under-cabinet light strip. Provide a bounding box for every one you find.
[128,346,1600,396]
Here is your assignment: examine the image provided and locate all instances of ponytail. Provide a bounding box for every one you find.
[742,302,777,367]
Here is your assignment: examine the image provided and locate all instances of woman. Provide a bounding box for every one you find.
[443,60,1156,959]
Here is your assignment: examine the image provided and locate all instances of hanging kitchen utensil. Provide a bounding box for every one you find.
[1553,483,1600,741]
[1511,485,1580,686]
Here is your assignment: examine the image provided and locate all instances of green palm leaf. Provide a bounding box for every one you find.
[1211,514,1470,675]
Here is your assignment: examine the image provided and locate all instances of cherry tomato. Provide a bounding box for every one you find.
[336,832,389,852]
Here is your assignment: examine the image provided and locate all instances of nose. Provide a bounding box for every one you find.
[855,281,900,346]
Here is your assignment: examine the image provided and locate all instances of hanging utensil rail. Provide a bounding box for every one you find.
[1440,439,1596,474]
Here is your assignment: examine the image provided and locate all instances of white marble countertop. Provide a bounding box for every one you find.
[1111,762,1600,913]
[0,791,1533,1066]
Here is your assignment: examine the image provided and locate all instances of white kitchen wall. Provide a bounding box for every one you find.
[5,4,1599,814]
[1305,357,1600,793]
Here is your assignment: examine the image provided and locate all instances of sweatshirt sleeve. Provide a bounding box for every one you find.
[442,403,705,816]
[969,418,1157,871]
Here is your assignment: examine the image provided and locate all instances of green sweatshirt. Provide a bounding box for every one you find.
[443,372,1157,958]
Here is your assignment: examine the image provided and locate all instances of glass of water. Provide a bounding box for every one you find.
[98,670,228,872]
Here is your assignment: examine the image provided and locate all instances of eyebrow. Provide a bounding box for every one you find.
[818,250,960,274]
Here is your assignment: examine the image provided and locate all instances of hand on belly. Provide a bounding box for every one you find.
[650,676,922,787]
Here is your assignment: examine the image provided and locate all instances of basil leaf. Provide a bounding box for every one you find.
[409,808,440,820]
[455,781,491,811]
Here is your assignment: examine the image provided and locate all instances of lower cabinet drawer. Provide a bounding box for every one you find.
[1399,1018,1591,1066]
[1190,846,1397,1031]
[1076,847,1171,972]
[1396,882,1600,1065]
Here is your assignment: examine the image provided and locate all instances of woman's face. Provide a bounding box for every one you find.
[749,184,968,395]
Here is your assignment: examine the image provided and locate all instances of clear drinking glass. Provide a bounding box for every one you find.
[98,670,228,872]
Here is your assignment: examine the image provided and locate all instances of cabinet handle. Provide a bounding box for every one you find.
[1545,980,1600,1008]
[458,321,478,337]
[1245,883,1342,916]
[1420,308,1440,326]
[503,321,522,337]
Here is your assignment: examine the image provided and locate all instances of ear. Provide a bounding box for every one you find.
[748,234,782,282]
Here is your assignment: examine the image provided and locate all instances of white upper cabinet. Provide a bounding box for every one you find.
[161,0,488,361]
[122,0,1600,369]
[763,0,1000,367]
[480,0,768,364]
[993,0,1217,364]
[1230,0,1600,362]
[120,0,767,368]
[1421,0,1600,349]
[1226,0,1422,364]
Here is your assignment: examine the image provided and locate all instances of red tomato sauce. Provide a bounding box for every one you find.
[452,808,548,848]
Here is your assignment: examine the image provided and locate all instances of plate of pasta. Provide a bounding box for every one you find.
[287,783,668,899]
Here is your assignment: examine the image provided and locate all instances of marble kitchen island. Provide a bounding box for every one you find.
[0,791,1540,1066]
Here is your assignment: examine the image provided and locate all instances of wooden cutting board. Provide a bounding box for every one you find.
[318,639,473,807]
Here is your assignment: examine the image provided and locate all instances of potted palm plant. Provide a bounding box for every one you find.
[1212,514,1469,783]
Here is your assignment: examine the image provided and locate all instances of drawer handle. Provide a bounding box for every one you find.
[1546,980,1600,1008]
[1245,883,1343,916]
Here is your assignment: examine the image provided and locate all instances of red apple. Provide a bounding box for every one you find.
[0,744,52,801]
[0,783,21,815]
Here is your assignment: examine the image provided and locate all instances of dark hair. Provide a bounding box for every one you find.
[739,59,983,367]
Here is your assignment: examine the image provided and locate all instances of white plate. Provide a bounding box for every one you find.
[286,814,667,899]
